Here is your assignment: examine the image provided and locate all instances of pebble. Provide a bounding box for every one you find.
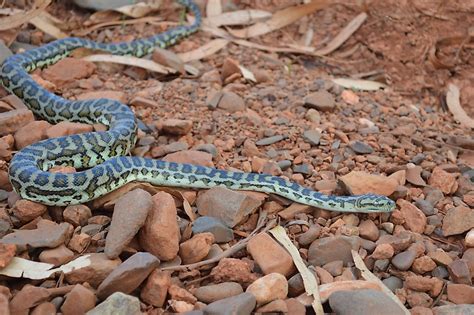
[323,260,343,276]
[358,220,379,241]
[412,256,437,274]
[61,284,96,314]
[1,221,70,249]
[406,164,427,186]
[140,269,171,307]
[195,143,218,157]
[305,108,321,123]
[340,171,398,196]
[372,243,394,260]
[87,292,141,315]
[210,258,258,286]
[68,233,91,253]
[304,90,335,111]
[63,204,92,227]
[196,186,262,228]
[0,109,34,136]
[391,249,417,271]
[308,236,361,266]
[442,206,474,236]
[349,141,374,154]
[65,253,121,288]
[255,135,284,146]
[168,284,197,304]
[32,302,56,315]
[329,289,405,315]
[446,283,474,304]
[179,232,215,264]
[160,119,193,135]
[433,304,474,315]
[247,232,295,276]
[298,224,322,246]
[192,216,234,243]
[14,120,51,149]
[0,243,16,268]
[9,285,50,314]
[96,252,160,300]
[39,244,74,266]
[382,276,403,292]
[428,167,458,194]
[193,282,243,304]
[163,150,214,167]
[428,249,453,266]
[216,91,245,113]
[466,229,474,247]
[256,299,288,313]
[447,259,472,285]
[303,130,321,146]
[398,200,427,234]
[11,199,47,223]
[414,199,436,216]
[139,191,180,261]
[246,273,288,305]
[293,163,312,175]
[105,189,153,259]
[203,292,256,315]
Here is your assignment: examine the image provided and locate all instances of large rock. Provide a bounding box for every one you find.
[340,171,398,196]
[1,221,70,249]
[246,273,288,305]
[329,289,405,315]
[442,206,474,236]
[203,292,256,315]
[65,253,121,288]
[308,236,361,266]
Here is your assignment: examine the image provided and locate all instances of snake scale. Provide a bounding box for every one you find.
[0,0,395,213]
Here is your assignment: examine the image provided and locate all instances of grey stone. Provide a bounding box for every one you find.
[192,216,234,243]
[415,199,436,216]
[255,135,284,146]
[432,266,449,279]
[86,292,140,315]
[391,250,416,271]
[194,282,243,304]
[350,141,374,154]
[293,163,311,175]
[425,188,444,206]
[277,160,292,171]
[382,276,403,293]
[303,91,335,111]
[308,236,361,266]
[329,289,405,315]
[195,144,218,157]
[303,130,321,146]
[374,259,390,272]
[204,292,256,315]
[433,304,474,315]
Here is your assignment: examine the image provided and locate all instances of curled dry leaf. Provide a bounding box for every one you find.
[0,0,52,31]
[227,0,328,38]
[30,12,68,39]
[177,38,229,63]
[76,16,164,36]
[205,10,272,27]
[332,78,387,91]
[446,83,474,129]
[83,54,176,74]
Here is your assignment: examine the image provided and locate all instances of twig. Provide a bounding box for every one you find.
[161,212,273,272]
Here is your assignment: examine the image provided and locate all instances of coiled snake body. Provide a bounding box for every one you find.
[0,0,395,213]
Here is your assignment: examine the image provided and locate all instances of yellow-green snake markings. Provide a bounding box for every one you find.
[0,0,395,213]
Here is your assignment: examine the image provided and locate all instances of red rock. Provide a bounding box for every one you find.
[140,269,171,307]
[412,256,437,274]
[63,204,92,227]
[406,292,432,308]
[442,206,474,236]
[397,200,426,234]
[14,120,52,149]
[221,58,241,81]
[304,91,335,112]
[65,253,121,288]
[340,171,398,196]
[11,199,47,223]
[31,302,57,315]
[428,249,453,266]
[42,58,96,87]
[0,243,16,268]
[9,285,50,314]
[168,284,197,304]
[285,298,306,315]
[466,229,474,248]
[76,90,128,103]
[256,299,288,313]
[246,273,288,305]
[46,121,94,138]
[139,192,180,261]
[163,150,214,167]
[216,91,245,113]
[68,233,91,253]
[341,90,359,104]
[447,259,472,285]
[61,284,96,315]
[1,221,70,249]
[0,170,11,191]
[160,119,193,135]
[358,220,379,241]
[406,164,426,186]
[193,282,243,304]
[371,243,394,260]
[0,109,35,136]
[315,266,334,284]
[179,232,214,264]
[39,244,74,266]
[428,167,458,194]
[447,283,474,304]
[211,258,258,286]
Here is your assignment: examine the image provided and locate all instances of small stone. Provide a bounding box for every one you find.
[398,200,427,234]
[315,266,334,284]
[247,232,295,276]
[168,284,197,304]
[163,150,214,167]
[256,299,288,313]
[376,233,412,252]
[382,276,403,292]
[340,171,398,196]
[412,256,437,274]
[433,304,474,315]
[466,229,474,248]
[246,273,288,305]
[11,199,47,223]
[217,91,245,113]
[14,120,51,149]
[192,216,234,243]
[196,186,262,228]
[160,119,193,135]
[105,189,153,259]
[210,258,258,286]
[406,164,427,186]
[323,260,343,276]
[414,199,436,216]
[96,252,160,300]
[329,289,405,315]
[0,109,35,137]
[195,143,218,157]
[221,57,241,81]
[350,141,374,154]
[303,130,321,146]
[425,188,444,206]
[447,259,472,285]
[46,121,94,138]
[31,302,56,315]
[428,167,458,194]
[68,233,91,253]
[39,244,74,266]
[391,250,417,271]
[358,220,379,241]
[428,249,453,266]
[1,221,70,249]
[63,204,92,227]
[179,232,214,264]
[139,191,180,261]
[442,206,474,236]
[432,266,449,279]
[86,292,140,315]
[9,285,50,314]
[76,90,127,103]
[446,283,474,304]
[140,269,170,307]
[61,284,96,314]
[305,108,321,123]
[298,224,322,246]
[407,292,432,308]
[0,243,16,268]
[371,244,394,260]
[404,275,436,292]
[304,91,335,111]
[203,292,256,315]
[64,253,121,288]
[152,47,184,72]
[194,282,243,304]
[308,236,360,266]
[255,135,285,146]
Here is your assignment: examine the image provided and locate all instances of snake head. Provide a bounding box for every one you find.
[356,194,396,212]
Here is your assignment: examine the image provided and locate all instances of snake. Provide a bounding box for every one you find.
[0,0,395,213]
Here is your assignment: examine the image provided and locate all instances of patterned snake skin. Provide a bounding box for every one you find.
[0,0,395,213]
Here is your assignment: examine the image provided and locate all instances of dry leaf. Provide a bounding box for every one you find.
[332,78,387,91]
[115,1,162,18]
[0,0,52,31]
[205,10,272,27]
[30,12,68,39]
[83,54,175,74]
[238,65,256,83]
[270,226,323,315]
[314,12,367,56]
[206,0,222,17]
[77,16,164,36]
[177,38,229,62]
[227,0,328,38]
[446,83,474,129]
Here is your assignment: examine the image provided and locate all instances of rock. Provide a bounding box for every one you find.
[446,284,474,304]
[358,220,379,241]
[382,276,403,292]
[442,206,474,236]
[46,121,94,138]
[96,252,159,300]
[14,120,51,149]
[349,141,374,154]
[139,191,180,261]
[152,47,185,73]
[196,186,262,228]
[447,259,472,285]
[0,109,35,137]
[203,292,256,315]
[428,249,453,266]
[1,221,70,248]
[31,302,57,315]
[61,284,96,315]
[404,275,438,292]
[179,232,214,264]
[76,90,127,103]
[9,285,50,314]
[246,273,288,305]
[323,260,343,276]
[163,150,214,167]
[305,108,321,123]
[210,258,258,286]
[466,229,474,248]
[308,236,360,266]
[161,119,193,135]
[247,232,295,276]
[315,266,334,284]
[425,188,444,206]
[329,289,405,315]
[340,171,398,196]
[105,189,152,259]
[376,233,412,252]
[86,292,140,315]
[463,248,474,276]
[255,135,285,146]
[192,216,234,243]
[285,298,306,315]
[216,91,245,113]
[65,253,121,288]
[407,291,433,308]
[298,224,322,246]
[193,282,243,304]
[68,233,91,253]
[168,284,197,304]
[63,204,92,227]
[303,130,321,146]
[397,200,427,234]
[406,164,427,186]
[11,199,47,223]
[39,244,74,266]
[42,57,96,87]
[433,304,474,315]
[412,256,436,274]
[428,167,458,194]
[0,243,16,268]
[391,249,417,271]
[140,269,170,307]
[304,91,335,111]
[221,57,241,81]
[414,199,435,216]
[256,299,288,313]
[371,244,394,260]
